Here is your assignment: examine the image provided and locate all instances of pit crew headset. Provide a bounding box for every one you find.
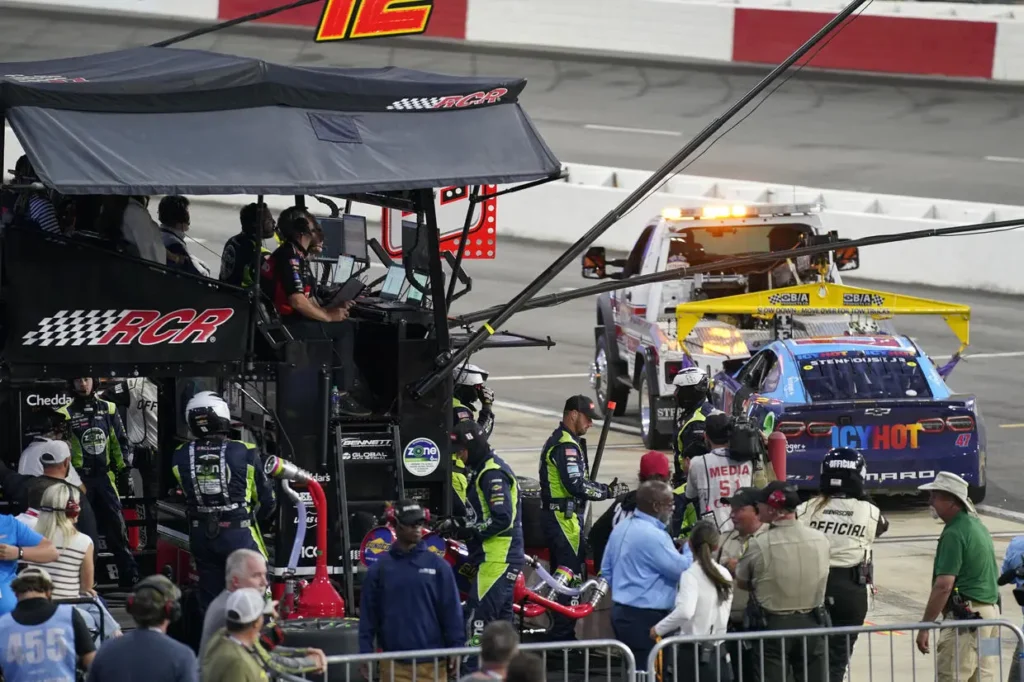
[38,496,80,521]
[672,367,710,411]
[126,575,183,623]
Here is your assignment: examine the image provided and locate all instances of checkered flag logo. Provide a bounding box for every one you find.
[868,294,884,306]
[386,97,446,111]
[22,310,127,347]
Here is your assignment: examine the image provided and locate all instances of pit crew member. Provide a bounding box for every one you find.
[671,367,721,487]
[452,362,495,518]
[539,395,617,642]
[797,448,889,682]
[261,211,370,417]
[58,377,139,588]
[159,195,210,277]
[220,202,275,288]
[450,420,524,671]
[171,391,276,609]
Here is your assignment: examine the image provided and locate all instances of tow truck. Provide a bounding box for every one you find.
[581,202,864,447]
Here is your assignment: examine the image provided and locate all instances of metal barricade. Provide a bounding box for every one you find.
[646,619,1024,682]
[321,638,637,681]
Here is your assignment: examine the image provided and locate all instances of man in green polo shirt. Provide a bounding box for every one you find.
[915,472,999,682]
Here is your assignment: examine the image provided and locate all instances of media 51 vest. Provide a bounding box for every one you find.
[0,604,78,682]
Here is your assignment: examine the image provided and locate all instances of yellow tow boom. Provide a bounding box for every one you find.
[675,281,971,353]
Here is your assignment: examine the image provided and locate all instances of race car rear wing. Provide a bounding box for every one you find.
[674,281,971,358]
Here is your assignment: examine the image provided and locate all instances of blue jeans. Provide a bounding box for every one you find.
[611,602,670,673]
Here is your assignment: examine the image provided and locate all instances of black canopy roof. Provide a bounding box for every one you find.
[0,47,561,196]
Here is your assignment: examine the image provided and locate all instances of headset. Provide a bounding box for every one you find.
[38,498,80,521]
[126,576,183,623]
[384,502,432,527]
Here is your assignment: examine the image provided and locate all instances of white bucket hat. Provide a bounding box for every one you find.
[918,471,976,515]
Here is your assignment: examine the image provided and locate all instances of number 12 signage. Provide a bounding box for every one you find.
[316,0,434,42]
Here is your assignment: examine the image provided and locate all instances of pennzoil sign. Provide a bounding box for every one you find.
[22,309,235,347]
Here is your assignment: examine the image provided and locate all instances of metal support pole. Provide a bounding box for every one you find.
[420,190,450,349]
[409,0,871,400]
[446,186,480,309]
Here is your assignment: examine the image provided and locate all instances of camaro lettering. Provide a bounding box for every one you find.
[863,470,935,482]
[829,424,923,450]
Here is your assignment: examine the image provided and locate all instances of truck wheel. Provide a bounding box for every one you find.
[969,484,987,505]
[592,335,628,416]
[638,372,669,450]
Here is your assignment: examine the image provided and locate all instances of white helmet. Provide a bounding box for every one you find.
[672,366,707,388]
[453,363,488,387]
[185,391,232,437]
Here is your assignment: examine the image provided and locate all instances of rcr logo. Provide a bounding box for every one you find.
[26,394,71,407]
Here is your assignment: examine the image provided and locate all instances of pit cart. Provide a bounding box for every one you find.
[0,43,566,653]
[580,202,862,448]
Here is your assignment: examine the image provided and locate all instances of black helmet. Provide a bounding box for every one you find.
[450,420,490,467]
[672,367,709,410]
[820,447,867,497]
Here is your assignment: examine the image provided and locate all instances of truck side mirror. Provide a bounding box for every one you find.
[835,246,860,271]
[582,246,608,279]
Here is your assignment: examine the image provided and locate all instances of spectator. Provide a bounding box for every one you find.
[684,413,753,533]
[457,620,520,681]
[0,508,58,616]
[6,155,61,234]
[652,520,733,680]
[159,195,210,277]
[1000,534,1024,682]
[915,472,999,682]
[201,588,275,682]
[18,411,84,489]
[96,195,165,263]
[199,548,326,677]
[19,485,95,599]
[220,203,275,288]
[359,499,464,682]
[505,653,545,682]
[0,567,96,681]
[601,480,692,670]
[86,575,198,682]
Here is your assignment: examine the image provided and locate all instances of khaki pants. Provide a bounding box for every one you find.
[937,602,1001,682]
[379,660,448,682]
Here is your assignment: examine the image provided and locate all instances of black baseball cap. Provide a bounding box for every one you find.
[564,395,600,420]
[394,499,426,526]
[758,481,801,510]
[721,486,761,509]
[705,413,732,443]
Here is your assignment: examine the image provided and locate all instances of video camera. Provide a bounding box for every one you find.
[728,414,764,463]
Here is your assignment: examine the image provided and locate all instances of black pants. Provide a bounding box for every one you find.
[83,474,139,586]
[283,318,357,391]
[756,612,827,682]
[825,567,869,682]
[611,603,670,673]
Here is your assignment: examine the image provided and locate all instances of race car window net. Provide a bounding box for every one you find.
[797,352,933,402]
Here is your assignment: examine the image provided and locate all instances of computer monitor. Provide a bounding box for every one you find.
[402,219,431,272]
[318,217,345,260]
[332,255,355,284]
[380,265,406,300]
[403,271,429,306]
[342,214,368,262]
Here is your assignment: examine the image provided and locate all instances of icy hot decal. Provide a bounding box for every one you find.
[317,0,433,42]
[830,424,922,450]
[21,309,235,347]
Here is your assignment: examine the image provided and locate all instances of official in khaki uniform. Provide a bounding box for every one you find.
[798,448,889,682]
[717,487,768,682]
[736,481,830,682]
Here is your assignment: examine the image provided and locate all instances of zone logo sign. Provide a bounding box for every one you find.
[22,309,235,347]
[316,0,433,42]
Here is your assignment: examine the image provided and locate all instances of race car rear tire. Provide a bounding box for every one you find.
[639,372,669,450]
[969,484,987,505]
[594,334,629,417]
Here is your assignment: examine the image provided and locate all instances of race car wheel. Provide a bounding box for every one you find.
[593,335,628,417]
[969,484,987,505]
[638,372,669,450]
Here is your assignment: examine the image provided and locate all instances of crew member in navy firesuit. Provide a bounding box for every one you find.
[452,362,495,519]
[539,395,617,642]
[358,499,464,682]
[449,420,523,673]
[220,202,276,288]
[671,367,721,488]
[58,377,139,588]
[171,391,276,609]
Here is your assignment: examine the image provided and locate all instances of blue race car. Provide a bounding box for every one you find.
[710,334,986,501]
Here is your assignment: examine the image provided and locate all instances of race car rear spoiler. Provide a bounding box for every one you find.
[674,281,971,355]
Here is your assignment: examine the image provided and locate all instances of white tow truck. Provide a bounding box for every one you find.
[581,202,864,448]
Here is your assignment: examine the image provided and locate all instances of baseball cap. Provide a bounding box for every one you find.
[225,587,275,625]
[758,481,801,510]
[639,451,670,479]
[721,486,761,509]
[704,413,732,443]
[564,395,600,420]
[394,499,427,526]
[38,440,71,466]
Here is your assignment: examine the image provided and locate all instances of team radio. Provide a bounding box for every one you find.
[830,423,923,450]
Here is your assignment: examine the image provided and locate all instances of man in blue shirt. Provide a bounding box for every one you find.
[999,535,1024,682]
[0,515,57,615]
[601,480,693,670]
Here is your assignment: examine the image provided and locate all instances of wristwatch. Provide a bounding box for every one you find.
[17,547,23,560]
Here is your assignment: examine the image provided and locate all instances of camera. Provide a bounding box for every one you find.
[729,415,763,463]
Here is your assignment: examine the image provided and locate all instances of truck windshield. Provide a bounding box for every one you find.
[669,223,812,265]
[797,352,934,402]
